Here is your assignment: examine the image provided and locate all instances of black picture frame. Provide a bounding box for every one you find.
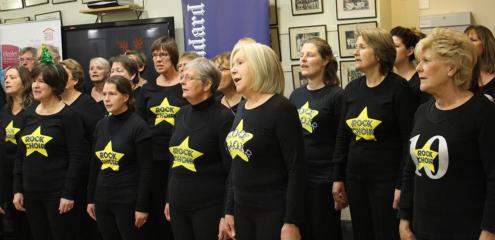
[0,0,23,11]
[339,60,363,88]
[289,24,327,60]
[52,0,76,4]
[291,0,323,16]
[292,64,307,90]
[336,0,377,20]
[23,0,48,7]
[337,21,377,58]
[269,0,278,26]
[4,16,30,24]
[35,10,63,25]
[269,27,281,61]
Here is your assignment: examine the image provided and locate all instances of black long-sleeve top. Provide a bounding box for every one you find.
[13,106,85,200]
[478,77,495,102]
[332,72,416,187]
[168,96,233,211]
[289,85,343,185]
[409,72,432,105]
[67,94,105,176]
[399,94,495,239]
[136,82,188,163]
[87,110,153,212]
[226,94,305,225]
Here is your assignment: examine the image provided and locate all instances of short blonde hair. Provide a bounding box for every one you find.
[357,28,396,75]
[416,28,477,90]
[231,43,284,94]
[90,57,110,71]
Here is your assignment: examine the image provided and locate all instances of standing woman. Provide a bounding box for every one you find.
[165,58,234,239]
[331,28,416,240]
[125,50,148,88]
[212,52,243,113]
[109,55,140,92]
[399,27,495,240]
[224,43,305,240]
[87,76,152,240]
[1,65,33,240]
[135,36,187,239]
[177,51,200,74]
[88,57,111,103]
[61,59,104,240]
[465,25,495,99]
[12,50,85,240]
[391,26,430,104]
[288,37,343,240]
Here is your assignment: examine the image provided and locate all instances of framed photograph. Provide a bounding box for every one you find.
[336,0,376,20]
[23,0,48,7]
[292,65,307,90]
[269,0,278,26]
[0,0,23,11]
[4,16,30,24]
[35,11,62,24]
[291,0,323,16]
[338,21,377,58]
[269,27,281,61]
[52,0,75,4]
[289,25,327,60]
[340,60,363,88]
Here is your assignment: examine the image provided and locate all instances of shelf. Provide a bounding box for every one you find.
[80,4,144,23]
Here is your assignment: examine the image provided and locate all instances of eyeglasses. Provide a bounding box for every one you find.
[152,52,169,59]
[180,74,202,82]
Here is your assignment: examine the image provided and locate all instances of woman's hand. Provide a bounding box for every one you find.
[164,203,170,221]
[332,181,348,210]
[393,189,401,209]
[13,193,26,211]
[0,207,5,215]
[218,214,235,240]
[87,203,96,221]
[480,230,495,240]
[135,211,148,228]
[59,198,74,214]
[280,223,301,240]
[399,219,416,240]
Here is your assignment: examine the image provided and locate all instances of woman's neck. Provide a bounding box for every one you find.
[38,95,64,115]
[11,95,23,115]
[222,87,243,107]
[93,80,105,92]
[364,68,386,87]
[479,71,495,87]
[306,77,326,90]
[434,85,473,110]
[62,88,81,105]
[394,61,416,81]
[157,69,179,86]
[244,91,274,109]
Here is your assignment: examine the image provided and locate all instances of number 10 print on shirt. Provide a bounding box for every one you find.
[409,135,449,180]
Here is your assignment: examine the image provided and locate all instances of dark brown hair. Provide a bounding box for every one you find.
[109,55,139,86]
[357,28,397,75]
[464,24,495,73]
[301,37,340,86]
[105,75,135,112]
[390,26,425,61]
[31,63,68,98]
[151,37,179,68]
[4,65,33,110]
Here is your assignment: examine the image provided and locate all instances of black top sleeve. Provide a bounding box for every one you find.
[135,134,153,212]
[332,89,352,182]
[478,104,495,233]
[62,110,86,200]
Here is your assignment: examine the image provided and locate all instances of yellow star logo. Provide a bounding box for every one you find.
[5,120,20,144]
[298,102,319,133]
[169,137,203,172]
[95,141,125,171]
[346,107,382,141]
[415,141,439,173]
[149,98,180,126]
[21,126,53,157]
[225,120,253,162]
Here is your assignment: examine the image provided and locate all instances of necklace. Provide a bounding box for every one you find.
[223,96,236,116]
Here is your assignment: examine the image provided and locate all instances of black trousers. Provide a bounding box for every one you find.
[24,191,78,240]
[301,182,343,240]
[234,204,285,240]
[140,161,173,240]
[95,202,139,240]
[73,178,102,240]
[169,204,222,240]
[346,178,399,240]
[2,201,33,240]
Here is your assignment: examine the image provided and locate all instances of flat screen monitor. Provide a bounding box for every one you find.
[62,17,175,91]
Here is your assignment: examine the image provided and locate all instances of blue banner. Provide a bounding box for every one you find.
[181,0,269,58]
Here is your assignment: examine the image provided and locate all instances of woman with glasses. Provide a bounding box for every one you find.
[135,36,188,239]
[212,52,242,114]
[165,57,234,240]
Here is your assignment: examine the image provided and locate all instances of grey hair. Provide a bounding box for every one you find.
[90,57,111,70]
[183,57,221,93]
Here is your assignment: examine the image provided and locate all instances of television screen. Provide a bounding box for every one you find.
[62,17,175,91]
